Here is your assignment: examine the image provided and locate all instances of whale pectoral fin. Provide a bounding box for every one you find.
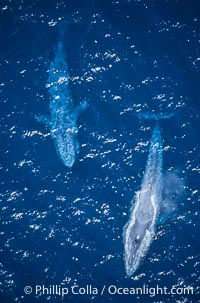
[36,115,51,126]
[158,171,184,225]
[80,99,88,110]
[157,199,177,225]
[73,100,88,120]
[157,213,171,225]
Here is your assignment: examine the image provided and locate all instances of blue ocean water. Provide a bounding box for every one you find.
[0,0,200,302]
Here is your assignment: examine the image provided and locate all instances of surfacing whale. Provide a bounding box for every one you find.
[123,123,163,277]
[36,41,87,167]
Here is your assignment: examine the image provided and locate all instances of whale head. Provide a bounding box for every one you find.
[54,126,79,168]
[124,217,152,277]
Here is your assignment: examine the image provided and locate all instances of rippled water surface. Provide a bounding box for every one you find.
[0,0,200,302]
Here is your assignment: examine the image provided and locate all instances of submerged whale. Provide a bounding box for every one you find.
[123,123,163,277]
[36,41,87,167]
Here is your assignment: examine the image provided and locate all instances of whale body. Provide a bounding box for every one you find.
[123,123,163,276]
[36,41,87,167]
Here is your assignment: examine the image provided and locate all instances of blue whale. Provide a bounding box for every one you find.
[36,41,87,167]
[123,123,163,276]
